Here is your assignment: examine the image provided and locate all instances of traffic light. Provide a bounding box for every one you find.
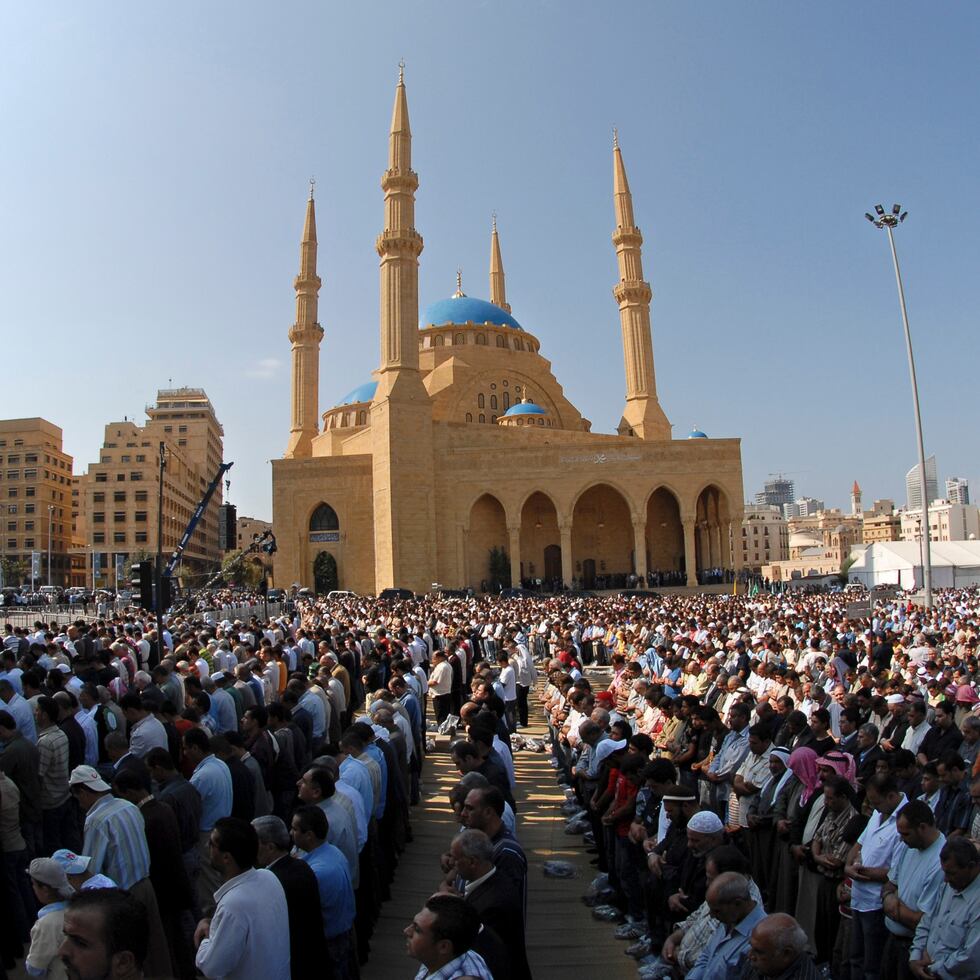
[131,561,154,609]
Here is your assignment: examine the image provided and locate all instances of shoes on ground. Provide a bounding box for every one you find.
[614,920,645,941]
[625,937,652,958]
[592,904,625,923]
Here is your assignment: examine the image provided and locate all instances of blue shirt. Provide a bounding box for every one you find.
[83,794,150,890]
[910,868,980,980]
[298,691,325,742]
[363,743,387,819]
[339,757,374,821]
[886,834,946,937]
[208,688,238,735]
[302,841,355,939]
[399,692,422,735]
[687,902,767,980]
[190,754,233,831]
[4,692,36,743]
[0,668,24,695]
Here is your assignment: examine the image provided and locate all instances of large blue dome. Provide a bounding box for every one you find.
[335,381,377,406]
[420,295,523,331]
[504,401,546,417]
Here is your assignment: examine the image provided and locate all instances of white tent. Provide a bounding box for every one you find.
[847,541,980,589]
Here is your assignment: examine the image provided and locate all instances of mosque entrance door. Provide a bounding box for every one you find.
[313,551,338,594]
[543,545,562,584]
[582,558,596,589]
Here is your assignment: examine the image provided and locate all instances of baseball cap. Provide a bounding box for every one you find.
[51,849,92,875]
[68,765,110,793]
[29,858,74,896]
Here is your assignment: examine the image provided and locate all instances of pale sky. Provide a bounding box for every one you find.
[2,1,978,521]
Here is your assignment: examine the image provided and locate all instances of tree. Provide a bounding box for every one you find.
[838,554,858,584]
[0,556,28,587]
[487,546,511,591]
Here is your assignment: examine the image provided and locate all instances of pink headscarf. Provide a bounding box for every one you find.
[789,746,821,805]
[818,750,858,790]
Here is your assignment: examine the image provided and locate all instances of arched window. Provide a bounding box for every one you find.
[491,415,498,424]
[514,338,524,350]
[476,333,487,345]
[342,413,350,427]
[490,395,498,410]
[454,333,465,345]
[356,411,366,425]
[478,393,485,409]
[434,334,445,346]
[496,335,506,348]
[309,503,340,531]
[465,412,473,422]
[479,414,486,424]
[503,392,511,410]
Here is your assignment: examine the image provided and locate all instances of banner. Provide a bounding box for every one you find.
[31,551,41,579]
[93,552,102,578]
[115,553,125,583]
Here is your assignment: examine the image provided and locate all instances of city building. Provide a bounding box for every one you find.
[0,418,73,587]
[906,454,938,510]
[755,476,795,509]
[783,497,825,519]
[899,500,980,544]
[739,504,788,571]
[946,477,970,505]
[862,499,901,544]
[272,72,744,594]
[74,389,224,589]
[237,516,272,550]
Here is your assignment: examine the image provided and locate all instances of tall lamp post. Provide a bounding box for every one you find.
[47,504,55,588]
[865,204,932,607]
[156,442,166,648]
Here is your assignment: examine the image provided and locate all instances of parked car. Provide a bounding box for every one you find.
[379,588,414,601]
[498,587,534,598]
[618,589,660,598]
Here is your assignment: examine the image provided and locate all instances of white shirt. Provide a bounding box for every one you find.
[902,719,931,754]
[852,797,908,912]
[497,664,517,701]
[429,660,452,696]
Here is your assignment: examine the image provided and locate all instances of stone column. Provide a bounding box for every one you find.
[559,522,573,588]
[508,525,521,589]
[457,525,467,588]
[683,517,698,587]
[710,523,722,568]
[632,516,647,582]
[723,521,733,570]
[697,523,709,574]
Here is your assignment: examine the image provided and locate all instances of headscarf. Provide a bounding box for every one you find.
[788,746,821,805]
[768,746,795,800]
[818,750,858,790]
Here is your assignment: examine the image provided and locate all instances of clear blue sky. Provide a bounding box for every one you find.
[2,1,978,522]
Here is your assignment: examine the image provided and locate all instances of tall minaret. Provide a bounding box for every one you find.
[370,64,436,592]
[611,131,671,440]
[489,214,511,312]
[284,184,324,458]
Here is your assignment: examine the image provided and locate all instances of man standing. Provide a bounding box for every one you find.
[0,678,36,742]
[404,894,493,980]
[0,708,42,854]
[194,817,290,980]
[119,693,169,758]
[35,695,76,853]
[429,650,454,725]
[295,766,359,886]
[59,887,150,980]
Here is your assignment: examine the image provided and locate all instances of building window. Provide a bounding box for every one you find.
[178,425,187,433]
[6,471,19,480]
[95,472,107,483]
[24,469,36,479]
[5,539,14,550]
[491,415,498,423]
[164,425,172,433]
[114,512,125,523]
[135,511,147,522]
[454,333,464,345]
[495,335,506,348]
[120,455,131,463]
[94,493,105,503]
[130,472,142,481]
[114,492,126,502]
[309,503,339,531]
[93,513,105,524]
[6,489,16,498]
[136,455,145,462]
[24,538,34,548]
[490,395,498,410]
[24,521,33,531]
[93,532,105,544]
[465,413,473,422]
[113,532,126,544]
[135,531,147,543]
[476,333,487,345]
[6,455,19,465]
[478,394,485,409]
[503,392,510,410]
[24,504,33,514]
[479,414,486,424]
[6,521,14,532]
[116,474,126,482]
[135,491,148,502]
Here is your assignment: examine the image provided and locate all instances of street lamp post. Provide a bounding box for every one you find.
[47,504,54,588]
[865,204,933,608]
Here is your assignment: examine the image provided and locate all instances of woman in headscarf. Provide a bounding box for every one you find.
[770,746,821,914]
[745,745,793,907]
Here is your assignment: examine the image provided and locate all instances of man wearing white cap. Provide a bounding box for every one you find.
[880,694,910,752]
[27,857,74,980]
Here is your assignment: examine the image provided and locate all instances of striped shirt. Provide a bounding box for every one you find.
[83,794,150,889]
[36,725,70,809]
[414,950,493,980]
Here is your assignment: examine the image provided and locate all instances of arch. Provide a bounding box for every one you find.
[478,393,485,409]
[309,503,340,532]
[515,486,562,522]
[490,394,498,410]
[503,392,511,410]
[465,412,473,423]
[434,334,445,347]
[694,483,732,576]
[479,413,486,424]
[645,486,684,581]
[519,491,560,589]
[495,334,506,348]
[476,333,487,345]
[313,551,338,594]
[571,483,633,590]
[569,477,638,517]
[466,493,509,590]
[454,333,465,345]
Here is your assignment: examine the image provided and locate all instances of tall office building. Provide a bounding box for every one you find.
[946,477,970,505]
[906,455,938,511]
[755,476,795,509]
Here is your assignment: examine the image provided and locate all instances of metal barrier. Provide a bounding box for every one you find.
[1,601,284,630]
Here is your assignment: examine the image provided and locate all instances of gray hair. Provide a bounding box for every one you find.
[252,815,290,851]
[710,871,751,904]
[859,723,879,740]
[755,913,807,957]
[454,829,494,863]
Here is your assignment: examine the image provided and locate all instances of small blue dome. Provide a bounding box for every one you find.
[687,428,708,439]
[335,381,377,406]
[504,401,546,417]
[421,295,523,330]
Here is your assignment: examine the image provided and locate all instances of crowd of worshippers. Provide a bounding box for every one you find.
[0,611,435,980]
[540,638,980,979]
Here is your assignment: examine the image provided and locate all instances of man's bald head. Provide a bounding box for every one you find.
[747,913,807,977]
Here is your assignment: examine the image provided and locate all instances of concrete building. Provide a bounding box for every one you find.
[862,508,901,544]
[946,477,970,505]
[75,389,224,589]
[237,516,272,550]
[272,71,744,595]
[755,476,795,509]
[900,500,980,544]
[0,419,73,587]
[740,504,788,571]
[906,454,938,510]
[783,497,825,519]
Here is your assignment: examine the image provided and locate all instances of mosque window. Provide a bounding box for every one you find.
[309,503,340,532]
[479,414,486,424]
[491,415,498,423]
[465,413,473,423]
[342,413,350,427]
[502,380,508,387]
[496,335,506,348]
[454,333,464,345]
[434,335,445,346]
[503,392,510,410]
[515,338,524,350]
[478,394,485,409]
[490,383,496,390]
[476,334,487,345]
[490,395,498,410]
[357,411,366,425]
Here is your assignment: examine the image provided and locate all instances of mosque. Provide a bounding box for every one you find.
[271,70,744,595]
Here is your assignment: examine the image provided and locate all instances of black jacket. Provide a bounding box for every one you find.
[268,855,330,980]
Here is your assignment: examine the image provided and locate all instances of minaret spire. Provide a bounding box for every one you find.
[284,189,325,458]
[611,134,671,440]
[489,213,511,313]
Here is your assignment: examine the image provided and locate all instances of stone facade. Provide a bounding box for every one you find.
[272,72,744,595]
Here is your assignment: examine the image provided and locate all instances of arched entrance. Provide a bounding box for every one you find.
[519,492,560,589]
[313,551,338,594]
[571,484,633,590]
[466,494,509,591]
[694,484,731,582]
[645,487,684,586]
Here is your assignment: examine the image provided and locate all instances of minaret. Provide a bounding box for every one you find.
[284,183,324,458]
[611,131,671,440]
[851,480,863,516]
[489,214,511,312]
[370,64,437,592]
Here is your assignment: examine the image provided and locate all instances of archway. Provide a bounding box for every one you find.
[313,551,338,594]
[519,492,560,589]
[694,484,732,582]
[466,494,509,591]
[645,487,684,585]
[571,484,633,590]
[309,503,339,531]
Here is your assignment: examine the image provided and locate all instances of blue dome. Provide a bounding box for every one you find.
[335,381,377,406]
[687,428,708,439]
[504,401,546,417]
[420,296,523,330]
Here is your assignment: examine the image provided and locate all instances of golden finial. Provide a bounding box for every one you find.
[453,268,466,298]
[612,127,619,150]
[309,176,316,200]
[492,211,497,233]
[398,59,405,84]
